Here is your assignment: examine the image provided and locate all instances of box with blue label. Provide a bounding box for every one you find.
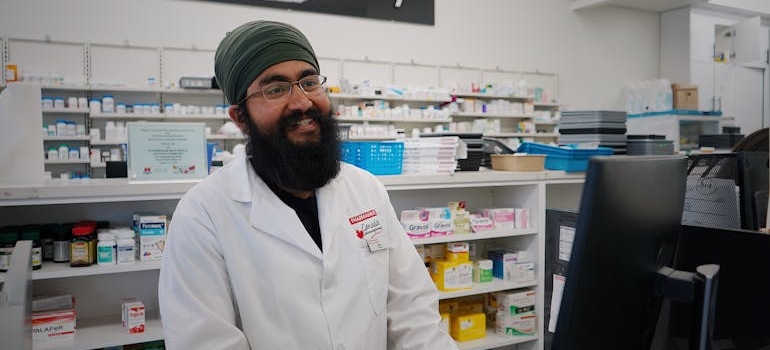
[516,142,613,172]
[133,213,167,261]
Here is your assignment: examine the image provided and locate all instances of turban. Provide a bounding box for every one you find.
[215,21,319,105]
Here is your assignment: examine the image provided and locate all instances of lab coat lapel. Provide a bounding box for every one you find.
[229,148,322,259]
[316,181,350,254]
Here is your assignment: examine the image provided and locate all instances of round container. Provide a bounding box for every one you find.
[41,223,58,261]
[97,232,116,265]
[89,99,101,114]
[53,97,65,109]
[70,225,94,267]
[41,98,53,109]
[56,120,67,136]
[78,97,88,109]
[19,225,42,270]
[67,97,78,109]
[101,95,115,113]
[47,148,58,161]
[52,225,71,263]
[68,149,79,160]
[115,229,136,264]
[0,226,18,272]
[58,144,68,160]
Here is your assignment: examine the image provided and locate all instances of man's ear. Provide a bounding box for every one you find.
[228,105,249,133]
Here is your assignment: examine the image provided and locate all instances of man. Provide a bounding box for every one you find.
[158,20,459,350]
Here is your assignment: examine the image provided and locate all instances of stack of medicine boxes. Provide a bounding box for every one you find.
[558,110,628,154]
[433,242,487,342]
[490,290,537,337]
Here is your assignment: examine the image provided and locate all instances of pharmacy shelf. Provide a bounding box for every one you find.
[90,140,126,145]
[451,112,533,119]
[329,93,452,103]
[0,171,584,205]
[41,108,90,114]
[485,132,560,138]
[164,114,230,120]
[534,120,558,125]
[161,87,222,95]
[43,136,91,141]
[336,116,451,123]
[44,159,89,165]
[457,330,537,350]
[88,85,164,93]
[534,102,560,108]
[40,84,89,91]
[33,316,163,350]
[90,113,165,119]
[33,261,161,281]
[411,228,537,245]
[439,279,537,300]
[453,92,533,100]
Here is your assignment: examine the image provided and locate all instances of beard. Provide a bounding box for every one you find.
[244,107,341,192]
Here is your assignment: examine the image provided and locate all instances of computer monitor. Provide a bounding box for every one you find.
[551,155,689,349]
[658,224,770,349]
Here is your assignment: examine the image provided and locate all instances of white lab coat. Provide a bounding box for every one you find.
[159,147,458,350]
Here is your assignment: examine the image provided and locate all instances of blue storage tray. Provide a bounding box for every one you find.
[516,142,613,172]
[341,141,404,175]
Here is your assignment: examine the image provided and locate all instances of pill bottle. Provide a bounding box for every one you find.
[66,121,76,136]
[42,98,54,109]
[70,225,94,267]
[47,147,58,160]
[68,148,80,160]
[56,119,67,136]
[105,121,117,141]
[58,144,68,160]
[102,95,115,113]
[116,103,126,114]
[19,225,42,270]
[89,99,101,114]
[97,232,116,265]
[115,229,136,264]
[53,97,65,109]
[41,223,58,261]
[78,97,88,109]
[67,97,78,109]
[53,225,71,263]
[76,124,86,136]
[0,226,18,272]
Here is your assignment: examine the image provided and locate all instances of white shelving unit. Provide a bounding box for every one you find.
[626,113,722,152]
[0,171,585,350]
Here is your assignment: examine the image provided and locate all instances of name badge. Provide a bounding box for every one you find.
[349,209,388,252]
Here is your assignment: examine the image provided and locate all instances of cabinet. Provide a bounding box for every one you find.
[0,171,584,350]
[626,113,722,152]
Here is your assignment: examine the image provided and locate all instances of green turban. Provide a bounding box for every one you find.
[214,21,319,105]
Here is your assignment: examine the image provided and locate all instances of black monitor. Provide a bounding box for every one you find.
[551,155,690,349]
[657,224,770,349]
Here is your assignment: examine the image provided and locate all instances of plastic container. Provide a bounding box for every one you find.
[341,141,404,175]
[516,142,614,172]
[53,226,71,263]
[97,232,116,265]
[0,226,18,272]
[89,99,101,114]
[58,144,69,160]
[19,225,42,270]
[115,229,136,264]
[70,225,94,267]
[102,95,115,113]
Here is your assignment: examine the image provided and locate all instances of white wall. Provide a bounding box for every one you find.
[0,0,660,110]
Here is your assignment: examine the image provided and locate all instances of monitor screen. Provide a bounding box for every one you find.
[551,155,688,349]
[658,224,770,349]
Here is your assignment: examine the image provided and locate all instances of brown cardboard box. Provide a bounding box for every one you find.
[672,83,698,110]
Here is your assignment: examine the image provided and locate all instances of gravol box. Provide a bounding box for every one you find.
[134,213,167,261]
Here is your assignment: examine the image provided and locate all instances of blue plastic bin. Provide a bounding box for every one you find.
[516,142,613,172]
[341,141,404,175]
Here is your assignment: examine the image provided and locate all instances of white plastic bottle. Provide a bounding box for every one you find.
[115,229,135,264]
[105,121,117,141]
[97,232,116,265]
[102,95,115,113]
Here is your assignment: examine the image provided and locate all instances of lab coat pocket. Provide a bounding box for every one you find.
[357,243,389,316]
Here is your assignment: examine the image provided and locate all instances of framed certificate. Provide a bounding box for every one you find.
[126,122,207,182]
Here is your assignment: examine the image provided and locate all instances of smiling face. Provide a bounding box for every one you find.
[229,60,341,194]
[230,60,332,144]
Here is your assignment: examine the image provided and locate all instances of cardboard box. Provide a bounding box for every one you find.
[32,308,76,342]
[490,154,545,171]
[672,83,699,110]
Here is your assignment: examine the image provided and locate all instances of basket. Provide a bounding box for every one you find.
[516,142,613,172]
[341,141,404,175]
[490,154,545,171]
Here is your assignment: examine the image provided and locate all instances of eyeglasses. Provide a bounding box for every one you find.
[239,75,327,103]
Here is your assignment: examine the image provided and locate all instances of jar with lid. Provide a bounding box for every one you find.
[41,223,58,261]
[97,232,116,265]
[115,229,136,264]
[70,225,94,267]
[0,226,18,272]
[102,95,115,113]
[19,225,42,270]
[58,144,68,160]
[53,225,71,263]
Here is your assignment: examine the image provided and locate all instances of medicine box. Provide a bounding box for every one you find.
[431,259,473,291]
[450,312,486,342]
[122,299,146,334]
[494,290,537,337]
[32,308,76,342]
[134,213,167,261]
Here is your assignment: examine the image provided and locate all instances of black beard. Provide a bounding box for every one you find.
[245,107,341,192]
